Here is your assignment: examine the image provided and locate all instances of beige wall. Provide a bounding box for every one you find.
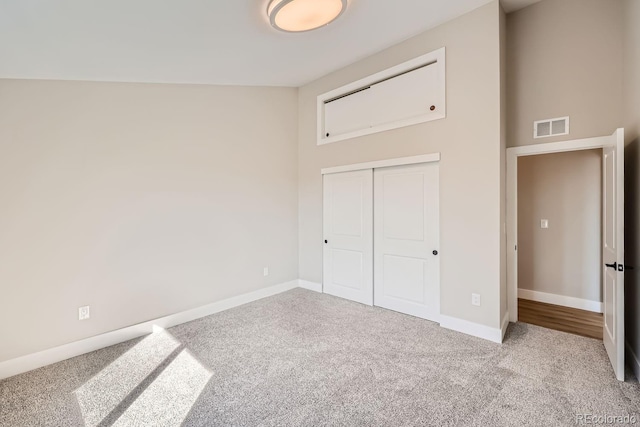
[298,2,503,328]
[500,4,508,323]
[0,80,299,362]
[517,150,602,302]
[507,0,623,147]
[622,0,640,367]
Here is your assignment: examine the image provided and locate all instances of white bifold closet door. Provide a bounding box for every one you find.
[322,169,373,305]
[373,163,440,322]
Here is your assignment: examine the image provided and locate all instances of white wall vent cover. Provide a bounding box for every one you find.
[317,47,446,145]
[533,116,569,139]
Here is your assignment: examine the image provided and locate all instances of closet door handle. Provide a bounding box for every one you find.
[605,262,617,270]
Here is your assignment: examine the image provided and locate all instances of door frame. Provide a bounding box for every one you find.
[506,134,613,322]
[321,152,441,301]
[321,153,440,175]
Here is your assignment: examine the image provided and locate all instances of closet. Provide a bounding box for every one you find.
[322,160,440,322]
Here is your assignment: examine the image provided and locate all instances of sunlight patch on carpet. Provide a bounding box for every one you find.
[111,349,212,426]
[74,329,180,426]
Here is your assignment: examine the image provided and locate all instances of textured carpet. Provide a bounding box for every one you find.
[1,288,639,426]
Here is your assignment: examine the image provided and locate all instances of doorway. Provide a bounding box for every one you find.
[506,129,626,380]
[516,149,603,340]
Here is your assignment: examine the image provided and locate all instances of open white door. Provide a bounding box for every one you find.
[602,128,625,381]
[323,169,373,305]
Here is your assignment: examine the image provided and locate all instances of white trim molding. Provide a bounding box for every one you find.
[440,315,504,344]
[501,312,510,341]
[298,280,322,293]
[0,280,300,380]
[321,153,440,175]
[506,132,615,322]
[518,289,603,313]
[507,135,609,156]
[317,48,446,145]
[626,341,640,381]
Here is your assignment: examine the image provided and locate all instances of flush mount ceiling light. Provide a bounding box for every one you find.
[267,0,347,33]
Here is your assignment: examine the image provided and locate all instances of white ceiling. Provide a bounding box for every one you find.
[0,0,540,87]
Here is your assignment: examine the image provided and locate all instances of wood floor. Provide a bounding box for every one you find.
[518,298,603,340]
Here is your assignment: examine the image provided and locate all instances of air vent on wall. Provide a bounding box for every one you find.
[533,116,569,139]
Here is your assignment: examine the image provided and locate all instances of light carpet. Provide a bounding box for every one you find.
[1,288,639,426]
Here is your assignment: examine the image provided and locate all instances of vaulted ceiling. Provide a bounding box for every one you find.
[0,0,542,87]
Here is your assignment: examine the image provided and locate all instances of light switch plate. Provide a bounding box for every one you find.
[540,219,549,229]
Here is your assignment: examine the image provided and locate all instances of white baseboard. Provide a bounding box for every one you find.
[296,281,508,346]
[0,280,299,381]
[518,288,602,313]
[626,341,640,381]
[501,311,510,341]
[439,315,503,344]
[298,280,322,293]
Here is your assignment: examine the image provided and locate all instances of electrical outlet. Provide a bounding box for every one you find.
[78,306,90,320]
[263,267,269,277]
[471,294,481,307]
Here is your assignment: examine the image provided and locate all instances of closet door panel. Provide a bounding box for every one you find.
[323,169,373,305]
[324,88,372,138]
[369,64,440,128]
[373,162,440,321]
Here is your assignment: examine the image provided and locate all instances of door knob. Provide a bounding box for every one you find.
[432,250,438,256]
[605,262,618,270]
[324,240,328,244]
